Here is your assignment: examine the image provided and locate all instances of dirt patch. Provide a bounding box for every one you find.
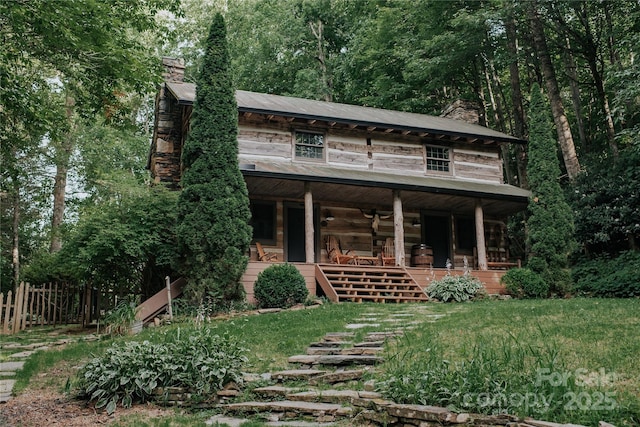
[0,389,175,426]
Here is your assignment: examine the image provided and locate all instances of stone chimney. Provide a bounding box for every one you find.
[162,57,185,82]
[440,100,484,126]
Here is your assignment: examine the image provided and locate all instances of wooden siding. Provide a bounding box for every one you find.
[233,119,506,183]
[452,148,503,183]
[241,262,507,304]
[243,262,316,304]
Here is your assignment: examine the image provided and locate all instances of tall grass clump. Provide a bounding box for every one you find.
[378,330,634,424]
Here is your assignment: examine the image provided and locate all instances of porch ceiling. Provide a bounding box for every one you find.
[242,162,530,217]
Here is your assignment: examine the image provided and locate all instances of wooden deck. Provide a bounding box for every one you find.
[243,262,507,305]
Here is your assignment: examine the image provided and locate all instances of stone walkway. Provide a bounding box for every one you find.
[206,305,434,426]
[0,335,97,404]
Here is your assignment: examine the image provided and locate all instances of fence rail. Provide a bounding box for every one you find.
[0,281,86,334]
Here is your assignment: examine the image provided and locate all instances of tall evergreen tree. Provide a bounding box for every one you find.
[175,13,252,303]
[526,84,576,295]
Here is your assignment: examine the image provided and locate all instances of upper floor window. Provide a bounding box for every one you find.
[425,145,450,173]
[295,131,324,160]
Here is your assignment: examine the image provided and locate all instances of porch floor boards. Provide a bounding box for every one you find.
[316,264,429,303]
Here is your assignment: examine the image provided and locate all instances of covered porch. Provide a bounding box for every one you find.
[241,162,528,304]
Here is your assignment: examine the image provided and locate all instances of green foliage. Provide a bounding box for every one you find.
[572,251,640,297]
[176,13,252,304]
[425,273,483,302]
[253,263,308,309]
[76,327,247,414]
[24,185,179,297]
[568,146,640,255]
[501,268,549,299]
[102,300,140,336]
[526,84,576,295]
[377,331,627,423]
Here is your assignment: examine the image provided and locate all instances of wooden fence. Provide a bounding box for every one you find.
[0,281,87,334]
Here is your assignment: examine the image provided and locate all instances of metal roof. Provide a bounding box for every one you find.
[240,161,530,202]
[165,82,524,144]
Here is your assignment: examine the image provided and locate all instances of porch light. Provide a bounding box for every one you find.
[412,218,421,227]
[325,211,335,221]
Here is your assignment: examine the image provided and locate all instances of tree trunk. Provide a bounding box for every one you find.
[528,2,581,180]
[483,57,513,185]
[559,34,589,152]
[50,96,75,253]
[12,188,20,290]
[573,3,619,159]
[309,19,332,102]
[505,12,529,190]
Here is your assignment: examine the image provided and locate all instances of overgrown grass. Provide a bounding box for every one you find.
[378,298,640,426]
[2,299,639,426]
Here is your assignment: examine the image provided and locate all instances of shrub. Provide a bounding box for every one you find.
[572,251,640,297]
[254,263,308,308]
[425,273,483,302]
[501,268,549,299]
[101,300,139,336]
[76,327,246,414]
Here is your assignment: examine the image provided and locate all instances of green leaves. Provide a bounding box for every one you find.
[526,84,576,295]
[254,263,309,309]
[425,273,484,302]
[76,327,247,414]
[176,13,252,304]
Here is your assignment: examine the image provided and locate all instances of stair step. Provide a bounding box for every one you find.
[308,369,369,385]
[308,341,351,348]
[271,369,328,382]
[222,400,353,417]
[287,389,382,404]
[323,332,355,341]
[288,354,383,366]
[306,347,383,355]
[253,385,298,398]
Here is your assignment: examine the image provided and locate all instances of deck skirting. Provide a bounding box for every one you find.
[242,262,507,305]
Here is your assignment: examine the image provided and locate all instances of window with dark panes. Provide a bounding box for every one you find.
[456,217,475,253]
[295,131,324,160]
[250,201,276,244]
[425,145,450,172]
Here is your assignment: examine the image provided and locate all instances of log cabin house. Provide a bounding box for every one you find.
[149,58,530,303]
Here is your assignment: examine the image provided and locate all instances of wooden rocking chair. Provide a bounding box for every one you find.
[380,237,396,266]
[325,236,358,264]
[256,242,277,262]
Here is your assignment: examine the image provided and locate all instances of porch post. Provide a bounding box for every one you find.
[393,190,405,266]
[304,182,315,263]
[475,201,488,270]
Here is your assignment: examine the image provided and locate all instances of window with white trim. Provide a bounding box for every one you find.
[295,131,324,160]
[425,145,450,173]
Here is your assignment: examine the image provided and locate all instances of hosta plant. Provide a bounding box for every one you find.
[76,327,246,414]
[425,273,484,302]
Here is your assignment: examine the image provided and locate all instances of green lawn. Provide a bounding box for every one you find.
[2,298,638,426]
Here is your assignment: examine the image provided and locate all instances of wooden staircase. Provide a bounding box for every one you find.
[315,264,429,303]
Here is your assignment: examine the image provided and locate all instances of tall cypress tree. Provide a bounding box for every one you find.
[175,13,252,303]
[526,83,576,295]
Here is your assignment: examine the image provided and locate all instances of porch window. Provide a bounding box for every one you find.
[295,131,324,160]
[250,201,276,245]
[425,145,450,173]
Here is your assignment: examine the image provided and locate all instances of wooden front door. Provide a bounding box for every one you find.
[423,214,451,268]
